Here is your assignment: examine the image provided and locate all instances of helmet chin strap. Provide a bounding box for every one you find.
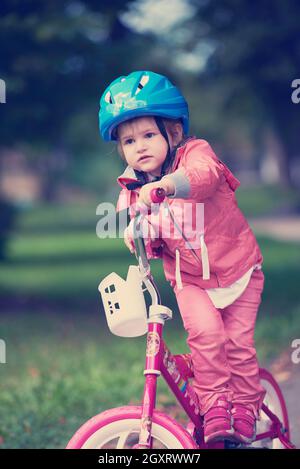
[153,116,171,178]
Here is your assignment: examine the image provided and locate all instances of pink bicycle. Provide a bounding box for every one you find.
[66,188,295,450]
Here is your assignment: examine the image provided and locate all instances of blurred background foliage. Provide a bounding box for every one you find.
[0,0,300,448]
[1,0,299,255]
[1,0,300,202]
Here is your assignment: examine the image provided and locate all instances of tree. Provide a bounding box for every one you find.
[0,0,153,259]
[0,0,145,200]
[186,0,300,187]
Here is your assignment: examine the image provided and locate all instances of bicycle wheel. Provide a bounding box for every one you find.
[252,368,290,449]
[66,406,198,449]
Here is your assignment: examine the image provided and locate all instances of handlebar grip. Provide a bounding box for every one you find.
[150,187,166,204]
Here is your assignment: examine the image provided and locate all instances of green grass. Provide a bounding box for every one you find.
[1,237,163,299]
[0,302,299,448]
[235,183,299,217]
[16,200,99,232]
[0,192,300,448]
[0,312,189,448]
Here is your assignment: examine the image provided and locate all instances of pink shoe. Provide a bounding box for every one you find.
[203,397,234,444]
[232,404,256,444]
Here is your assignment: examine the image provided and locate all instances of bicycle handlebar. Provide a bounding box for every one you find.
[131,187,166,304]
[149,187,166,204]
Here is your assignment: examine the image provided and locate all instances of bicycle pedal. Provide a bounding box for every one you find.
[225,440,268,450]
[224,439,243,449]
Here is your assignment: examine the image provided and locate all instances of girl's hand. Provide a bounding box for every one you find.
[124,226,135,254]
[123,218,158,254]
[137,177,175,208]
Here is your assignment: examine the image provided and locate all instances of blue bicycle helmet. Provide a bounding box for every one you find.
[99,70,189,141]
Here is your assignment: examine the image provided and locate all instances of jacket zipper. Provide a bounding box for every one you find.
[131,191,210,285]
[165,201,210,282]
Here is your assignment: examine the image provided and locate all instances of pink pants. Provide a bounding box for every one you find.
[173,269,266,417]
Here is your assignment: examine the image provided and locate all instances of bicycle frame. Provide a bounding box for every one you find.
[132,208,295,450]
[135,313,204,449]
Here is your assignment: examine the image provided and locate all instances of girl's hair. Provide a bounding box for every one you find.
[116,117,185,162]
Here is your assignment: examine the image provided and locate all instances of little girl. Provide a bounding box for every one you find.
[99,70,266,445]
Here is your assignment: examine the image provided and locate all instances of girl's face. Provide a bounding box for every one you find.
[117,117,172,176]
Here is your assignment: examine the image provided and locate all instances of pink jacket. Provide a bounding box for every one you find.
[116,137,263,290]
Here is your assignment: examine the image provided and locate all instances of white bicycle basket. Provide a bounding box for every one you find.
[98,265,148,337]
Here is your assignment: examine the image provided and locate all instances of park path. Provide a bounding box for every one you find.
[249,215,300,242]
[250,216,300,448]
[267,350,300,448]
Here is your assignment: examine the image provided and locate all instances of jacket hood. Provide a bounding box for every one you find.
[117,165,140,190]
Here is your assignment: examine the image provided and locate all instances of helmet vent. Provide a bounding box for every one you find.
[104,91,113,104]
[135,75,149,95]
